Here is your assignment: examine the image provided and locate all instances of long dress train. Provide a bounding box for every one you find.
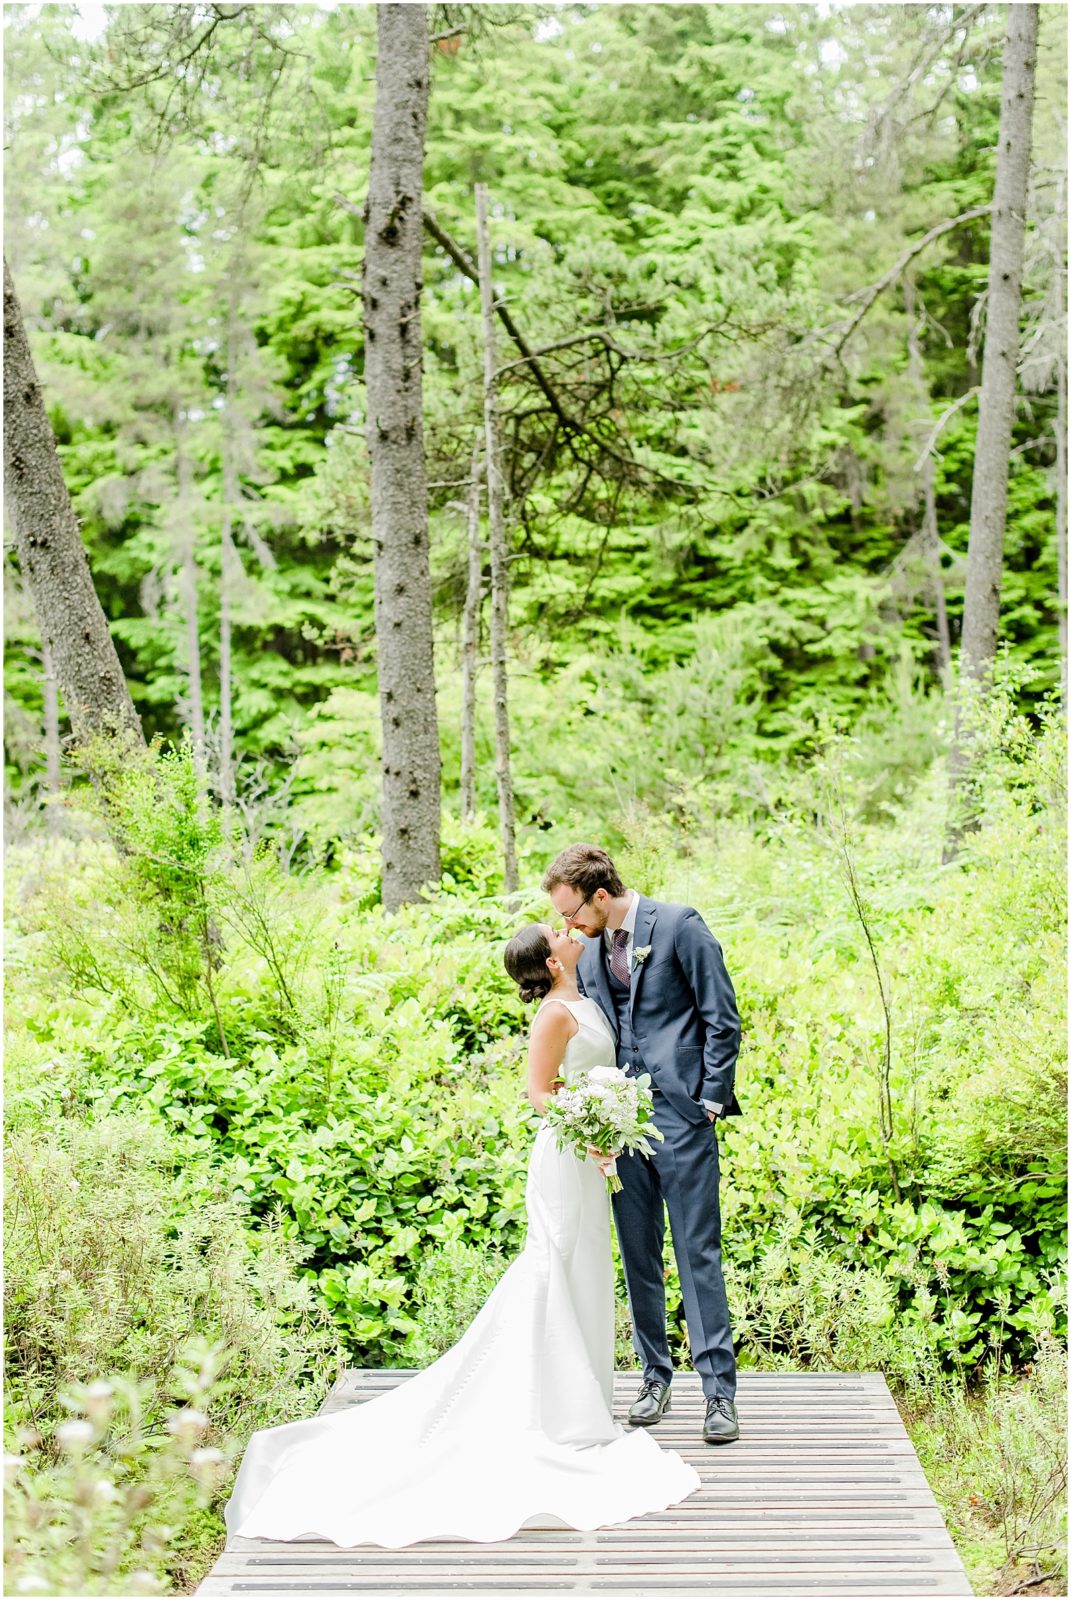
[224,996,700,1548]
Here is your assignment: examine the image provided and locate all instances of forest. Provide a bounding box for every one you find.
[2,3,1067,1596]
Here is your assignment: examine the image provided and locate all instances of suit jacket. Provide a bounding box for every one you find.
[577,895,742,1126]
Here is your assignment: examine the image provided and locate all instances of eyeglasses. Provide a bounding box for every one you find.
[559,892,593,926]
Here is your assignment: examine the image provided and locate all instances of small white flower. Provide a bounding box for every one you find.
[67,1179,79,1193]
[127,1570,161,1596]
[4,1453,25,1485]
[85,1381,115,1421]
[633,945,653,964]
[56,1420,94,1453]
[588,1066,625,1084]
[166,1409,208,1440]
[190,1446,226,1489]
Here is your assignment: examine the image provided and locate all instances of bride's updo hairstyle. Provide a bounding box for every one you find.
[504,925,554,1004]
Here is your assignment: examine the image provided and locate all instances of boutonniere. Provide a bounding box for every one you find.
[633,945,652,965]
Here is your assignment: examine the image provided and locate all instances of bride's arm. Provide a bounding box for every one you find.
[526,1003,577,1114]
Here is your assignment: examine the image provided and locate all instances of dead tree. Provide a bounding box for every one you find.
[460,432,483,821]
[173,405,206,763]
[905,279,954,675]
[218,301,242,806]
[475,182,519,895]
[1056,355,1067,704]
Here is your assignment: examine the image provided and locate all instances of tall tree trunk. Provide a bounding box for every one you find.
[906,279,952,678]
[958,3,1039,681]
[219,478,236,802]
[42,635,62,819]
[475,183,519,896]
[364,1,441,910]
[460,432,483,822]
[174,407,205,762]
[923,454,953,676]
[946,3,1038,857]
[3,257,142,745]
[219,312,239,806]
[1056,355,1067,705]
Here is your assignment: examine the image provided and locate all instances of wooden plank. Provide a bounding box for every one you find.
[210,1565,969,1583]
[331,1384,896,1395]
[198,1582,972,1596]
[216,1543,959,1566]
[210,1567,972,1579]
[221,1520,962,1547]
[200,1583,973,1593]
[200,1582,973,1596]
[226,1513,952,1547]
[199,1371,973,1598]
[623,1434,919,1447]
[340,1368,891,1381]
[319,1404,908,1422]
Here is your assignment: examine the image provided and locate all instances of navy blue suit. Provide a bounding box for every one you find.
[577,896,741,1401]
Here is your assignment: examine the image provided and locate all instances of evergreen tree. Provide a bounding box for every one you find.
[2,2,1063,826]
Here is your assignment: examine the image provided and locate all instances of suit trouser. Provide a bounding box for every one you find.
[611,1090,736,1402]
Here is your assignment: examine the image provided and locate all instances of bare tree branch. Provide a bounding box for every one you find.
[914,387,980,469]
[422,205,573,433]
[96,4,253,94]
[829,206,992,358]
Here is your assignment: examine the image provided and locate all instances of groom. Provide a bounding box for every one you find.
[542,843,741,1445]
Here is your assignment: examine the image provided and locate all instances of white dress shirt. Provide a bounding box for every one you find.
[605,892,722,1121]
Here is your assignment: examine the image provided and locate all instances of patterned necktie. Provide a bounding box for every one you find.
[609,928,631,987]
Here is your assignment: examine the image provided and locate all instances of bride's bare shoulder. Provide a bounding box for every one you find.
[531,998,579,1038]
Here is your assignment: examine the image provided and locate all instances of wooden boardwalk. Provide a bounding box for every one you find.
[199,1369,973,1597]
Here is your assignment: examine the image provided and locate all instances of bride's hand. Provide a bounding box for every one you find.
[587,1146,619,1177]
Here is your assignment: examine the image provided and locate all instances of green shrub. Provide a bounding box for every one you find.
[903,1331,1068,1595]
[5,690,1064,1382]
[400,1240,509,1366]
[6,1345,230,1596]
[4,1114,341,1595]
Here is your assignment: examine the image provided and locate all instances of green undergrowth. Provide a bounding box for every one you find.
[902,1334,1067,1596]
[4,681,1066,1594]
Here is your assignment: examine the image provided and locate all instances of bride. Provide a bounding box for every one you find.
[224,922,700,1548]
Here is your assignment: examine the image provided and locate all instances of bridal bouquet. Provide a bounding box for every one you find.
[544,1066,664,1194]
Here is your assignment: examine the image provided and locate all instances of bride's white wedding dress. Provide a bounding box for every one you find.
[225,994,700,1548]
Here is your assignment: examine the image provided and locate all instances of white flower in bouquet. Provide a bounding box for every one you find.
[543,1066,664,1194]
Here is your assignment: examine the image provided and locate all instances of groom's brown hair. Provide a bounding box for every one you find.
[542,844,625,899]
